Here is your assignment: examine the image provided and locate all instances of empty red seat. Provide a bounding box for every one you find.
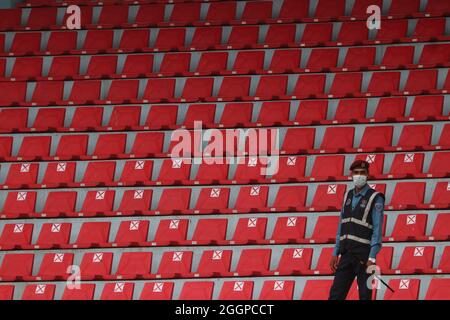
[86,55,117,77]
[397,125,433,148]
[329,73,362,96]
[11,57,43,78]
[55,135,88,158]
[196,52,228,73]
[68,80,101,102]
[82,161,115,184]
[219,281,254,300]
[156,188,191,213]
[311,155,345,178]
[76,221,111,245]
[143,78,176,101]
[277,247,313,274]
[181,78,214,100]
[119,160,153,183]
[36,222,72,247]
[37,252,74,278]
[0,223,33,248]
[311,216,340,241]
[22,284,55,300]
[118,189,152,213]
[205,2,236,22]
[301,279,333,300]
[381,46,415,67]
[425,278,450,300]
[413,18,446,38]
[121,54,153,76]
[0,108,28,131]
[271,156,307,181]
[320,127,355,150]
[159,53,190,74]
[272,185,308,209]
[388,0,420,15]
[255,76,288,98]
[42,191,77,217]
[384,279,420,300]
[0,82,27,105]
[397,246,435,272]
[439,124,450,146]
[115,252,152,277]
[157,250,193,275]
[278,0,309,19]
[170,3,201,24]
[81,190,115,215]
[343,47,376,68]
[79,252,113,277]
[47,31,78,53]
[293,74,326,97]
[389,182,426,207]
[233,217,267,242]
[155,29,186,49]
[98,5,129,26]
[227,26,259,46]
[410,95,443,119]
[236,249,271,274]
[31,81,64,103]
[179,281,214,300]
[106,80,139,102]
[234,186,269,210]
[154,219,188,243]
[269,49,301,71]
[93,134,127,157]
[194,187,230,211]
[1,191,36,218]
[375,20,408,40]
[337,21,368,43]
[367,72,401,94]
[5,162,38,186]
[282,128,315,153]
[33,108,65,129]
[131,132,164,156]
[139,282,174,300]
[374,97,406,119]
[420,44,450,64]
[428,152,450,175]
[233,51,264,72]
[271,216,307,242]
[217,76,251,99]
[197,249,232,275]
[134,4,165,25]
[351,0,383,16]
[192,219,228,242]
[62,284,96,300]
[389,214,427,240]
[114,220,149,244]
[0,253,34,279]
[191,27,223,48]
[264,24,296,45]
[259,280,294,300]
[145,105,178,127]
[70,107,103,129]
[431,181,450,205]
[389,153,424,175]
[315,0,345,18]
[0,8,21,29]
[10,32,42,54]
[0,285,14,300]
[403,70,438,92]
[184,104,216,126]
[353,153,385,175]
[431,213,450,239]
[83,30,114,51]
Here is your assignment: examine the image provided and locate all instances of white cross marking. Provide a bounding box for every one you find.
[13,224,24,233]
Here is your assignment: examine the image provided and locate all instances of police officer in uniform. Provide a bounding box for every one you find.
[328,159,385,300]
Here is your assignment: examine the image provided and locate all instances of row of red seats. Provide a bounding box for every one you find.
[0,212,448,250]
[4,277,450,300]
[7,0,450,31]
[0,244,448,282]
[2,152,449,189]
[1,123,449,161]
[1,18,448,57]
[1,96,448,133]
[2,44,449,81]
[1,69,449,106]
[1,181,448,219]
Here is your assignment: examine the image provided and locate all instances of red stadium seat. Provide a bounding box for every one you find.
[205,2,236,22]
[197,249,232,275]
[320,127,355,150]
[301,280,332,300]
[115,252,152,277]
[26,8,57,28]
[37,252,74,278]
[10,32,42,54]
[55,135,88,158]
[227,26,259,47]
[431,182,450,205]
[5,163,38,186]
[234,186,269,210]
[157,250,192,276]
[397,246,435,272]
[42,191,77,217]
[154,219,188,243]
[121,53,153,74]
[389,153,424,175]
[314,0,345,18]
[389,182,426,207]
[36,223,72,247]
[86,56,117,78]
[134,5,165,25]
[98,5,129,26]
[381,46,415,67]
[0,253,34,279]
[389,214,427,240]
[192,219,228,242]
[11,57,42,78]
[235,249,271,274]
[114,220,149,244]
[83,30,114,51]
[62,284,96,300]
[156,188,191,213]
[1,191,36,218]
[76,222,111,246]
[0,82,27,105]
[384,279,420,300]
[310,155,345,178]
[197,52,228,73]
[47,31,78,53]
[271,216,307,242]
[22,284,55,300]
[259,280,294,300]
[374,97,406,119]
[179,281,214,300]
[82,161,115,184]
[93,134,127,157]
[81,190,115,216]
[194,187,230,211]
[311,217,340,242]
[79,252,113,277]
[397,125,433,148]
[359,126,394,149]
[118,189,152,213]
[155,29,186,50]
[232,217,267,242]
[272,186,308,209]
[170,3,201,24]
[0,285,14,300]
[276,247,313,274]
[139,282,174,300]
[0,108,28,131]
[278,0,309,20]
[425,279,450,300]
[0,223,33,248]
[131,132,164,156]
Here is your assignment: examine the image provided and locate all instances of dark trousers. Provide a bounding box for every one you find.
[328,252,373,300]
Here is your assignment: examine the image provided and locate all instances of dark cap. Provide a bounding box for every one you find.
[350,159,370,171]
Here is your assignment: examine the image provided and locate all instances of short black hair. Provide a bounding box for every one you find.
[350,160,370,173]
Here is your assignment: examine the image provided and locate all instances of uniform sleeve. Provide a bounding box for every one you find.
[369,195,385,259]
[332,208,343,257]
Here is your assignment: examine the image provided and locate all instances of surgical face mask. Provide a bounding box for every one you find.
[352,174,367,188]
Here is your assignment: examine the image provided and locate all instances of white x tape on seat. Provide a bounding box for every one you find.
[212,250,223,260]
[134,190,144,199]
[273,281,284,291]
[399,279,410,289]
[53,253,64,263]
[95,191,105,200]
[250,186,260,196]
[404,153,414,163]
[414,247,424,257]
[35,284,46,294]
[93,253,103,262]
[233,281,244,291]
[407,215,417,225]
[13,224,24,233]
[327,185,337,194]
[114,282,125,293]
[153,282,163,292]
[20,163,30,173]
[51,223,61,232]
[293,248,304,258]
[172,251,183,261]
[286,217,297,227]
[210,188,220,197]
[287,156,296,166]
[129,221,140,230]
[17,192,27,201]
[169,219,179,229]
[135,160,145,170]
[57,162,67,172]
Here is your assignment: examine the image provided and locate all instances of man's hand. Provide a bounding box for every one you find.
[366,260,376,268]
[330,255,339,273]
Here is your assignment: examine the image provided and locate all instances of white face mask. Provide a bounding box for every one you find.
[352,174,367,188]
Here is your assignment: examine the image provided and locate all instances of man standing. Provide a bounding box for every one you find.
[328,159,385,300]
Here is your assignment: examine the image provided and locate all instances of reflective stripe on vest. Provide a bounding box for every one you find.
[341,217,373,229]
[339,234,371,245]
